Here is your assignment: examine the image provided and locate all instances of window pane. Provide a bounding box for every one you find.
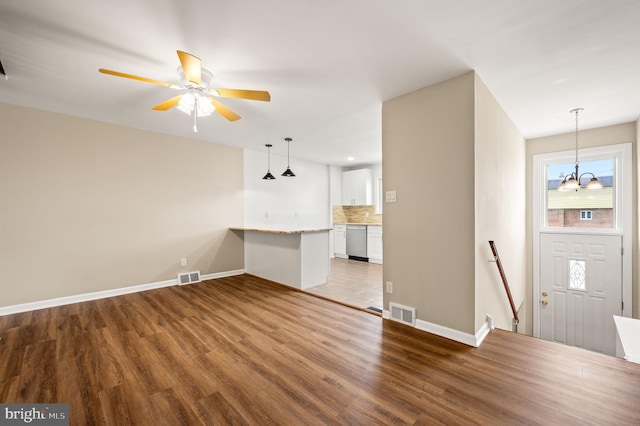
[547,159,614,228]
[569,259,586,290]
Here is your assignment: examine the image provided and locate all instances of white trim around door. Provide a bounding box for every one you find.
[532,143,632,340]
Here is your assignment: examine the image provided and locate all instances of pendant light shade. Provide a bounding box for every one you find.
[281,137,296,177]
[263,144,276,180]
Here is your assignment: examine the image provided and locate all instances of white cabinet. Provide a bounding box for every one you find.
[334,224,347,258]
[342,169,372,205]
[367,225,383,264]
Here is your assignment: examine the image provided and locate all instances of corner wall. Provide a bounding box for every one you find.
[0,102,244,308]
[473,75,527,332]
[382,72,476,334]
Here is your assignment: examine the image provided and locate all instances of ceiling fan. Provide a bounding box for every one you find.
[99,50,270,132]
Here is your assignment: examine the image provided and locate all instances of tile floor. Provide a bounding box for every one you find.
[305,257,383,311]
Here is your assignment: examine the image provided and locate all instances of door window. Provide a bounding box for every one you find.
[568,259,586,290]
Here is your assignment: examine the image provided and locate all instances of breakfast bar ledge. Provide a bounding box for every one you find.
[229,227,331,290]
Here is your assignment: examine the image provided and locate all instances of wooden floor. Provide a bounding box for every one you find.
[306,257,383,311]
[1,274,640,425]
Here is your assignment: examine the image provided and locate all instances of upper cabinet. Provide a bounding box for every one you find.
[342,169,372,205]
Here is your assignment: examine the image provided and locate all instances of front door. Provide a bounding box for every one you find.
[539,233,622,355]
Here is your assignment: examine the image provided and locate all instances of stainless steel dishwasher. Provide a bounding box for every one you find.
[346,225,368,261]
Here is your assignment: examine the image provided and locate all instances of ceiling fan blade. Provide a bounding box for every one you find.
[152,95,182,111]
[98,68,178,88]
[211,88,271,102]
[210,98,241,121]
[177,50,201,85]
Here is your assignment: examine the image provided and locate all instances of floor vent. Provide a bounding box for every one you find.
[178,271,201,285]
[389,302,416,326]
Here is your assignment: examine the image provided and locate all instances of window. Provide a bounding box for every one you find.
[580,210,592,220]
[546,158,614,229]
[569,259,586,290]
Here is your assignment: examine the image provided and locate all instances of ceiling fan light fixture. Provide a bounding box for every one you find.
[177,92,196,115]
[196,96,215,116]
[177,91,215,117]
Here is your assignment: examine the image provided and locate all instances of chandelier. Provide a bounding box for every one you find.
[557,108,603,191]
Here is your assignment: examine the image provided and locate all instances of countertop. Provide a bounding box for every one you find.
[333,223,382,226]
[230,227,332,234]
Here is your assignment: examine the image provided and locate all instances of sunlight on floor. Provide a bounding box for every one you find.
[305,257,383,311]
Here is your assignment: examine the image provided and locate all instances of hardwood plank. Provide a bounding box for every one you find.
[1,273,639,425]
[195,391,248,425]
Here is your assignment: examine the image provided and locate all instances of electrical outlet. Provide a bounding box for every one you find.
[180,258,187,267]
[386,281,393,293]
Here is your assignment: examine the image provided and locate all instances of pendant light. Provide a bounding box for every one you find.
[281,137,296,177]
[558,108,603,191]
[262,144,276,180]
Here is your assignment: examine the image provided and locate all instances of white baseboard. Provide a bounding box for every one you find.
[0,268,246,316]
[382,309,491,347]
[201,269,244,281]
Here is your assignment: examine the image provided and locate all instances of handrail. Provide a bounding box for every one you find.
[488,241,519,326]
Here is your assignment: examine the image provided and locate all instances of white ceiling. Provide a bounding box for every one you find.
[1,0,639,167]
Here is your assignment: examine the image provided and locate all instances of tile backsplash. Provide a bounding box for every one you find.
[333,205,382,224]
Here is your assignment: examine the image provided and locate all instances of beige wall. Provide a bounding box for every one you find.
[382,72,476,334]
[526,122,638,334]
[0,103,244,307]
[473,75,526,332]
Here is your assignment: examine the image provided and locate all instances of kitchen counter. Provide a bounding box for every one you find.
[230,227,330,290]
[230,227,331,234]
[333,222,382,226]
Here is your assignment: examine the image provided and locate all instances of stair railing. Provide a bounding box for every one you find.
[488,240,519,332]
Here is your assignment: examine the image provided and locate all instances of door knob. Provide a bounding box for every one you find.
[541,300,548,305]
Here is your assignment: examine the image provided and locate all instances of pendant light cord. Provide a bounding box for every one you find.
[574,109,579,167]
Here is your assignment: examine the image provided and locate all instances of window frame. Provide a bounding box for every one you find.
[535,145,626,235]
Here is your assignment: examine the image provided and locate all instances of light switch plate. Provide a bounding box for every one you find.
[385,190,397,203]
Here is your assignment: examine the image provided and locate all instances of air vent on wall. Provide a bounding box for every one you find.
[178,271,201,285]
[389,302,416,326]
